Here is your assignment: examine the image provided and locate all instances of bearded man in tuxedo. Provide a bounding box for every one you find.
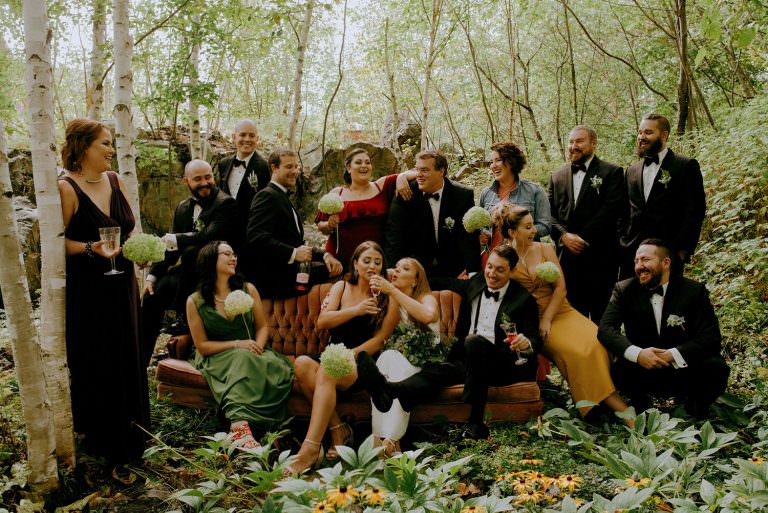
[619,113,706,277]
[142,159,237,364]
[598,239,729,418]
[548,125,625,323]
[218,119,270,251]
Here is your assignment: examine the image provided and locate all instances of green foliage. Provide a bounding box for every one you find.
[384,322,453,368]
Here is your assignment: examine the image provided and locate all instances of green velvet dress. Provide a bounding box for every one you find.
[191,292,294,427]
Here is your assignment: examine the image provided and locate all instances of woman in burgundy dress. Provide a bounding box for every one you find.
[57,118,149,463]
[315,148,416,270]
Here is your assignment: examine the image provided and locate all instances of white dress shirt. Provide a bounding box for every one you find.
[426,184,445,243]
[572,155,593,202]
[642,147,669,200]
[227,153,254,199]
[623,281,688,369]
[470,281,510,342]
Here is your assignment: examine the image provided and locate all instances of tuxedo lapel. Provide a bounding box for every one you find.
[627,163,645,206]
[635,287,661,342]
[220,158,234,194]
[563,168,576,215]
[574,162,595,207]
[646,150,675,202]
[269,183,302,239]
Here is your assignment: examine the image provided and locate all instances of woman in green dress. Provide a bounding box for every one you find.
[186,241,294,448]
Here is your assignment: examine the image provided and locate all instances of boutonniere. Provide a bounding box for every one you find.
[443,217,455,231]
[590,176,602,194]
[658,170,671,188]
[247,173,259,188]
[666,314,685,330]
[193,217,205,232]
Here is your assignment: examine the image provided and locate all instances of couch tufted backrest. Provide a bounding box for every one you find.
[262,284,462,358]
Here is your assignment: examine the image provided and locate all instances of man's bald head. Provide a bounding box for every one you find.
[183,159,215,199]
[184,159,212,177]
[233,119,259,159]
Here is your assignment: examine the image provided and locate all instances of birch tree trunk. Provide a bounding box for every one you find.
[421,0,443,150]
[188,13,201,159]
[113,0,142,229]
[287,0,314,150]
[87,0,107,120]
[22,0,75,464]
[674,0,690,134]
[0,116,58,491]
[384,18,399,150]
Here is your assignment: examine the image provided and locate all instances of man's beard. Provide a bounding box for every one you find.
[190,185,214,200]
[636,137,662,158]
[639,269,663,289]
[570,150,593,165]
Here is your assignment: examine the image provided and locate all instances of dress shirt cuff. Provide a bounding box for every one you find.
[468,271,477,278]
[669,348,688,369]
[146,274,157,283]
[161,233,178,251]
[288,249,296,264]
[624,345,642,363]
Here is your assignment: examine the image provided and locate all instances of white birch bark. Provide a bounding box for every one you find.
[87,0,107,120]
[287,0,314,150]
[0,115,58,491]
[22,0,75,464]
[421,0,442,150]
[188,14,202,160]
[113,0,142,231]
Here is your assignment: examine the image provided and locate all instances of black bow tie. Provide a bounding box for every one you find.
[571,163,586,174]
[233,158,247,168]
[647,285,664,297]
[643,154,659,167]
[424,192,440,201]
[483,288,501,302]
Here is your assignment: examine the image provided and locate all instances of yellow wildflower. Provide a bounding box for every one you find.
[312,501,334,513]
[520,458,544,465]
[460,506,486,513]
[557,474,584,491]
[515,488,543,505]
[756,367,768,377]
[361,487,386,505]
[749,456,767,464]
[326,485,359,507]
[624,477,651,487]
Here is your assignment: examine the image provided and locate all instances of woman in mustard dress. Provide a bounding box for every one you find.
[499,204,628,418]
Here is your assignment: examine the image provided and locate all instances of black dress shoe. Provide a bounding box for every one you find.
[461,422,490,441]
[357,352,393,412]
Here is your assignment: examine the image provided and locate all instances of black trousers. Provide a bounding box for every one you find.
[462,334,538,424]
[560,251,618,324]
[611,355,730,417]
[389,361,466,412]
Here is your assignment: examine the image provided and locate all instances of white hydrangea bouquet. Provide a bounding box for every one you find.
[320,343,356,379]
[122,233,166,264]
[462,206,492,233]
[535,261,561,283]
[224,289,254,339]
[318,192,345,251]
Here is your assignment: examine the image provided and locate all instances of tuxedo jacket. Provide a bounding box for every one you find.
[246,183,323,297]
[218,152,270,250]
[148,188,238,280]
[597,276,722,367]
[452,274,542,356]
[385,179,480,279]
[548,156,625,262]
[620,150,706,258]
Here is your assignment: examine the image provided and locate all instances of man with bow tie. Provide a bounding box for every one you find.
[619,113,706,278]
[598,239,729,418]
[141,159,238,364]
[218,119,270,252]
[548,125,626,323]
[384,150,479,288]
[246,148,343,299]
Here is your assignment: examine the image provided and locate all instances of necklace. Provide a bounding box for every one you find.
[85,176,104,183]
[518,244,531,266]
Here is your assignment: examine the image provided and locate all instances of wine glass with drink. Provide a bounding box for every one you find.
[501,318,528,366]
[98,226,124,276]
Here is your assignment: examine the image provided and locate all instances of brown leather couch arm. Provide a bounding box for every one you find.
[166,334,194,360]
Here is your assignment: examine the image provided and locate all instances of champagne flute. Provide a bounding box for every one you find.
[502,321,528,366]
[99,226,124,276]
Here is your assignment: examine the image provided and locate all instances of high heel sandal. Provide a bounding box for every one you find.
[381,438,400,458]
[282,439,324,477]
[326,422,353,461]
[230,422,260,451]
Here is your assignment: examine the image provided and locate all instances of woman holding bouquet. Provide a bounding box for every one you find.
[287,241,399,474]
[315,148,416,268]
[499,204,629,420]
[478,141,550,267]
[187,241,294,448]
[57,118,149,463]
[363,257,442,456]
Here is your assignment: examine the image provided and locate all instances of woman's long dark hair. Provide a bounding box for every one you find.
[347,240,389,329]
[196,241,244,306]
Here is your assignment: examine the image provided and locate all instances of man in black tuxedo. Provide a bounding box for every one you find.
[385,150,479,288]
[362,244,541,440]
[246,148,343,299]
[548,125,625,323]
[218,119,270,252]
[142,159,238,364]
[620,113,706,277]
[598,239,729,418]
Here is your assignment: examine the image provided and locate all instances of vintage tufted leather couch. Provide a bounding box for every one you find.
[155,284,545,424]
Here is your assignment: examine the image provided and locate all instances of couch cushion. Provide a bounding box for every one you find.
[156,358,208,389]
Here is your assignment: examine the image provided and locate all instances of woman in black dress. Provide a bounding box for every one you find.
[57,118,149,462]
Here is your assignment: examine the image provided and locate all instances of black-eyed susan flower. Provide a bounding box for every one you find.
[557,474,584,491]
[326,485,359,507]
[312,500,334,513]
[514,488,543,505]
[460,506,486,513]
[361,487,386,506]
[749,456,767,464]
[624,477,651,487]
[519,458,544,465]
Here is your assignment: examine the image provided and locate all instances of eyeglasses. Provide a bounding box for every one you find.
[218,250,237,258]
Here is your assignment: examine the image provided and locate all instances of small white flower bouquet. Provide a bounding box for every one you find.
[224,290,254,339]
[666,314,685,330]
[122,233,166,263]
[462,206,492,233]
[590,176,602,193]
[535,261,561,283]
[320,343,356,379]
[318,193,345,249]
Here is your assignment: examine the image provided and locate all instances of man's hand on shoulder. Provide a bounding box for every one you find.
[637,347,671,370]
[561,233,587,254]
